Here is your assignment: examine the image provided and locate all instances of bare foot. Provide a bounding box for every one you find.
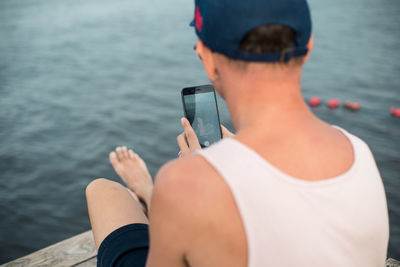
[109,146,153,206]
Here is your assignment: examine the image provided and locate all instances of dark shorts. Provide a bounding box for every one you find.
[97,223,149,267]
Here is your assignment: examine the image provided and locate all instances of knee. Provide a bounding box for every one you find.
[85,178,123,200]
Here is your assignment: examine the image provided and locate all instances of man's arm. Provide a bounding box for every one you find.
[146,120,235,266]
[145,161,192,267]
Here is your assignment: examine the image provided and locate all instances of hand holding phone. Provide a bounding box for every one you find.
[177,117,202,156]
[177,118,235,157]
[181,85,222,148]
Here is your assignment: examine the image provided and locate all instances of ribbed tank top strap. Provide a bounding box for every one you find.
[195,139,260,213]
[196,138,269,267]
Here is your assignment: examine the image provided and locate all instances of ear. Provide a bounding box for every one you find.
[195,40,218,81]
[303,35,314,63]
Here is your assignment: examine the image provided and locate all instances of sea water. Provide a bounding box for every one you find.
[0,0,399,262]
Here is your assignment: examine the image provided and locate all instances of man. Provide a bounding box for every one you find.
[86,0,390,266]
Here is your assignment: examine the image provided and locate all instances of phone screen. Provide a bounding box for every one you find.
[182,85,222,148]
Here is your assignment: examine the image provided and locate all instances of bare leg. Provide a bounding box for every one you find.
[86,178,148,250]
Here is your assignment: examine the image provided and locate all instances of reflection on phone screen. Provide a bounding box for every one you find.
[184,92,221,148]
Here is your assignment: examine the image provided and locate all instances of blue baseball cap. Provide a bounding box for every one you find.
[190,0,312,62]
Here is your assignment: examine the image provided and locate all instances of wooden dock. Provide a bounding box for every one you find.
[1,230,400,267]
[0,231,96,267]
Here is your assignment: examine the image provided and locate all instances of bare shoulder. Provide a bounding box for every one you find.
[324,125,355,160]
[156,153,211,182]
[299,122,355,179]
[152,154,220,214]
[155,154,214,190]
[150,154,247,266]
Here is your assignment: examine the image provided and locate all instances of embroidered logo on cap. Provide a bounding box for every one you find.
[194,6,203,32]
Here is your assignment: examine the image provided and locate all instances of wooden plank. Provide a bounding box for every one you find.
[72,256,97,267]
[1,231,96,267]
[1,228,399,267]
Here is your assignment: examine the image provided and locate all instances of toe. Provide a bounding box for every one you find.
[109,151,120,167]
[128,149,135,159]
[116,146,124,160]
[122,146,129,158]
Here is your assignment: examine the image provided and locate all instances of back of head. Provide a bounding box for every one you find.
[191,0,312,66]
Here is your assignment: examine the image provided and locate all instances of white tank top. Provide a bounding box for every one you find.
[196,127,389,267]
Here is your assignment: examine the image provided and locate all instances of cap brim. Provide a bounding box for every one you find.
[189,19,195,27]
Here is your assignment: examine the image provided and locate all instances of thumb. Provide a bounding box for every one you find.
[181,118,201,149]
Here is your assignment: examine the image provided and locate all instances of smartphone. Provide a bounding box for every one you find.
[181,85,222,148]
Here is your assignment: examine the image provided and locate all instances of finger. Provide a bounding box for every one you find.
[181,118,201,150]
[177,133,190,155]
[221,125,235,138]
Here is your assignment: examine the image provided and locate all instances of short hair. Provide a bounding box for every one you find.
[226,24,305,68]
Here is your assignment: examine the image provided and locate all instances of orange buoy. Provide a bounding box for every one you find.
[390,108,400,117]
[327,98,340,109]
[343,101,361,111]
[308,96,321,107]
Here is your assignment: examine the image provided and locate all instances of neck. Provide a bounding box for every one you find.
[219,64,314,135]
